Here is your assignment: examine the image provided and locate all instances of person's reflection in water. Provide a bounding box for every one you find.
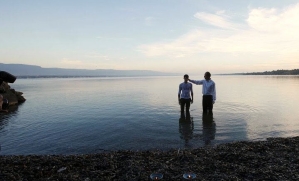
[202,114,216,145]
[179,118,194,147]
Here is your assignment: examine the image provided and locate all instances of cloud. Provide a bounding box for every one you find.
[61,58,83,65]
[96,36,131,41]
[247,4,299,33]
[194,11,237,30]
[86,54,110,60]
[60,58,101,69]
[138,3,299,58]
[138,29,204,57]
[59,56,130,70]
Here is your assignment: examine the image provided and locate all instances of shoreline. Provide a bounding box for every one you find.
[1,136,299,180]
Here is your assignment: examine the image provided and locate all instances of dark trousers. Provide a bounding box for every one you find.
[180,98,191,119]
[202,95,213,114]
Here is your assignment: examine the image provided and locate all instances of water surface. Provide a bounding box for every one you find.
[1,75,299,155]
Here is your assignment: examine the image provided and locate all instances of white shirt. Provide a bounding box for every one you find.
[190,79,216,102]
[178,82,193,99]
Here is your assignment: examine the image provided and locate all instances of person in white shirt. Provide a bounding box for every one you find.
[188,72,216,114]
[178,74,193,120]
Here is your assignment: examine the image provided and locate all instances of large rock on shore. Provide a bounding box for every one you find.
[0,81,26,105]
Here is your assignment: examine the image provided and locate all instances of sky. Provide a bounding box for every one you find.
[1,0,299,74]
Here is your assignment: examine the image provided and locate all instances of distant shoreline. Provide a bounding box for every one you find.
[221,69,299,75]
[216,74,299,76]
[14,74,299,79]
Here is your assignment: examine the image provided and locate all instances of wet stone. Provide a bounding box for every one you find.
[1,136,299,180]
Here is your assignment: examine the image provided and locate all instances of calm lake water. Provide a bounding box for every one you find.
[1,75,299,155]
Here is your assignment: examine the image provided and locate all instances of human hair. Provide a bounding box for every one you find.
[184,74,189,78]
[205,72,211,77]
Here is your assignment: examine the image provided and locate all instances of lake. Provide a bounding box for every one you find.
[1,75,299,155]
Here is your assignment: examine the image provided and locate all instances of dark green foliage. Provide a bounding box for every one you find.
[243,69,299,75]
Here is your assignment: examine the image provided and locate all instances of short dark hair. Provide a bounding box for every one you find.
[184,74,189,78]
[205,72,211,77]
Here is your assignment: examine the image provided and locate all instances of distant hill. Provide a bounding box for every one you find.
[239,69,299,75]
[0,63,179,77]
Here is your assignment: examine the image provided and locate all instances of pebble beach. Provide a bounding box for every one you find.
[1,136,299,180]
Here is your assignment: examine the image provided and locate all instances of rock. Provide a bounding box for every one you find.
[0,81,26,106]
[17,94,26,103]
[0,81,10,93]
[0,86,4,93]
[1,136,299,180]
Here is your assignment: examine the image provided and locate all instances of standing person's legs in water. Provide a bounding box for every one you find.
[202,95,213,114]
[180,98,186,119]
[185,99,191,119]
[180,98,191,119]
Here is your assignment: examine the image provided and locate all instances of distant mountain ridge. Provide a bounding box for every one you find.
[0,63,179,77]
